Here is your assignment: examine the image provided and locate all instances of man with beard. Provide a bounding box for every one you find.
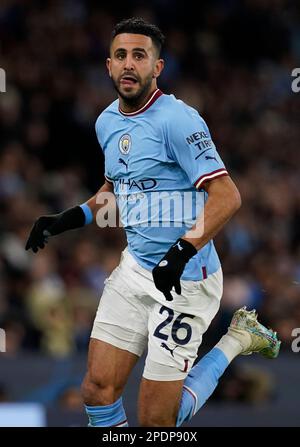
[25,17,281,427]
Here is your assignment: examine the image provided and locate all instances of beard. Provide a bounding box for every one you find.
[111,72,154,108]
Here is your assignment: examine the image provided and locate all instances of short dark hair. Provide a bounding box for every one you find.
[112,17,165,57]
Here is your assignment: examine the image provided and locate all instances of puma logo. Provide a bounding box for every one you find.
[175,241,183,251]
[160,342,179,357]
[118,158,128,169]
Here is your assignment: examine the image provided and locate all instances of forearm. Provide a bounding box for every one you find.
[25,181,114,253]
[84,181,114,223]
[182,176,241,251]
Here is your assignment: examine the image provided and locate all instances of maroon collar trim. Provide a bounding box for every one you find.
[118,89,163,116]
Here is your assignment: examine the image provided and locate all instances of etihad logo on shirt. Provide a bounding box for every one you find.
[118,178,157,191]
[119,134,131,154]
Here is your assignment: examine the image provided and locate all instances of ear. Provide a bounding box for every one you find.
[153,59,164,79]
[106,58,112,77]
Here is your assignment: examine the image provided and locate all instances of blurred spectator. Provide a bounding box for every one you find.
[212,364,275,404]
[58,386,84,411]
[0,383,10,403]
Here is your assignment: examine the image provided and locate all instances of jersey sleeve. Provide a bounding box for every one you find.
[95,115,113,185]
[165,105,229,190]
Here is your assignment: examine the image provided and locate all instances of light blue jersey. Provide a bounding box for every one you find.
[95,89,228,280]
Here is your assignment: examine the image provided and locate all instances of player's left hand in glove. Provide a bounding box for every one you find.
[152,238,197,301]
[25,206,86,253]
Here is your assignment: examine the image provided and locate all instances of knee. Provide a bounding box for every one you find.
[81,373,121,406]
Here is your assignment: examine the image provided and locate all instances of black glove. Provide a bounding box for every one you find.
[152,238,197,301]
[25,206,86,253]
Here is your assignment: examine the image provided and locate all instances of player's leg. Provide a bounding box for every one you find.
[138,266,279,426]
[138,304,280,427]
[81,249,149,427]
[176,306,281,426]
[81,338,139,427]
[138,298,205,426]
[138,378,183,426]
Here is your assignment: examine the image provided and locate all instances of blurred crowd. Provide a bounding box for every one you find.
[0,0,299,369]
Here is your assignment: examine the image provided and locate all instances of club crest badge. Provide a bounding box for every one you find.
[119,134,131,155]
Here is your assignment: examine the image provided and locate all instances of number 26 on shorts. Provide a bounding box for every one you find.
[153,306,194,345]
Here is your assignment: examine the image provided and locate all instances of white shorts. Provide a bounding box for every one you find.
[91,248,223,381]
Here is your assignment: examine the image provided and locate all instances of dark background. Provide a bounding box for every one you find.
[0,0,299,426]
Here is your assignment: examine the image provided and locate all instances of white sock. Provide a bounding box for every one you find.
[215,332,245,363]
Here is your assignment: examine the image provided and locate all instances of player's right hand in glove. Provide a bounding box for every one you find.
[25,206,86,253]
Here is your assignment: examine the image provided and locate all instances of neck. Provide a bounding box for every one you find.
[119,82,158,113]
